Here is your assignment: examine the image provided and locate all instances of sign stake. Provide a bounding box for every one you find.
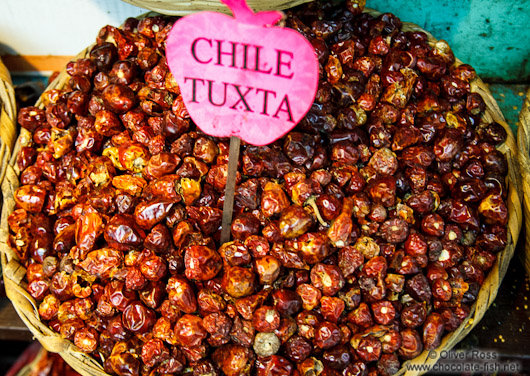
[220,136,241,244]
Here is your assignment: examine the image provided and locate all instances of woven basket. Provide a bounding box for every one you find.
[0,58,17,198]
[121,0,312,15]
[517,89,530,275]
[0,54,18,326]
[0,6,523,376]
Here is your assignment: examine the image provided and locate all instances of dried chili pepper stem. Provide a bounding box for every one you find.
[305,196,329,227]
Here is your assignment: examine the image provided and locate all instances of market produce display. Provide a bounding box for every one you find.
[3,1,517,375]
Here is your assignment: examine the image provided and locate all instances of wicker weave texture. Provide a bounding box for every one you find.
[0,9,523,376]
[121,0,313,15]
[0,58,17,196]
[517,89,530,275]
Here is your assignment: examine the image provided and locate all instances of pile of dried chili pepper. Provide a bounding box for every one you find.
[9,1,509,375]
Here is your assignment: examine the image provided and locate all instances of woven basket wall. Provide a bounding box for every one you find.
[0,6,523,376]
[517,89,530,275]
[0,55,18,307]
[121,0,313,15]
[0,58,17,198]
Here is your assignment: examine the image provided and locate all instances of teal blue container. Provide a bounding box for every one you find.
[370,0,530,82]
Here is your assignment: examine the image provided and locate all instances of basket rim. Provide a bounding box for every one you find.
[0,57,18,188]
[516,89,530,275]
[0,8,523,376]
[120,0,314,16]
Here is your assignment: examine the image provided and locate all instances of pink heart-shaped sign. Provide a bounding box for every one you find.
[166,0,319,146]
